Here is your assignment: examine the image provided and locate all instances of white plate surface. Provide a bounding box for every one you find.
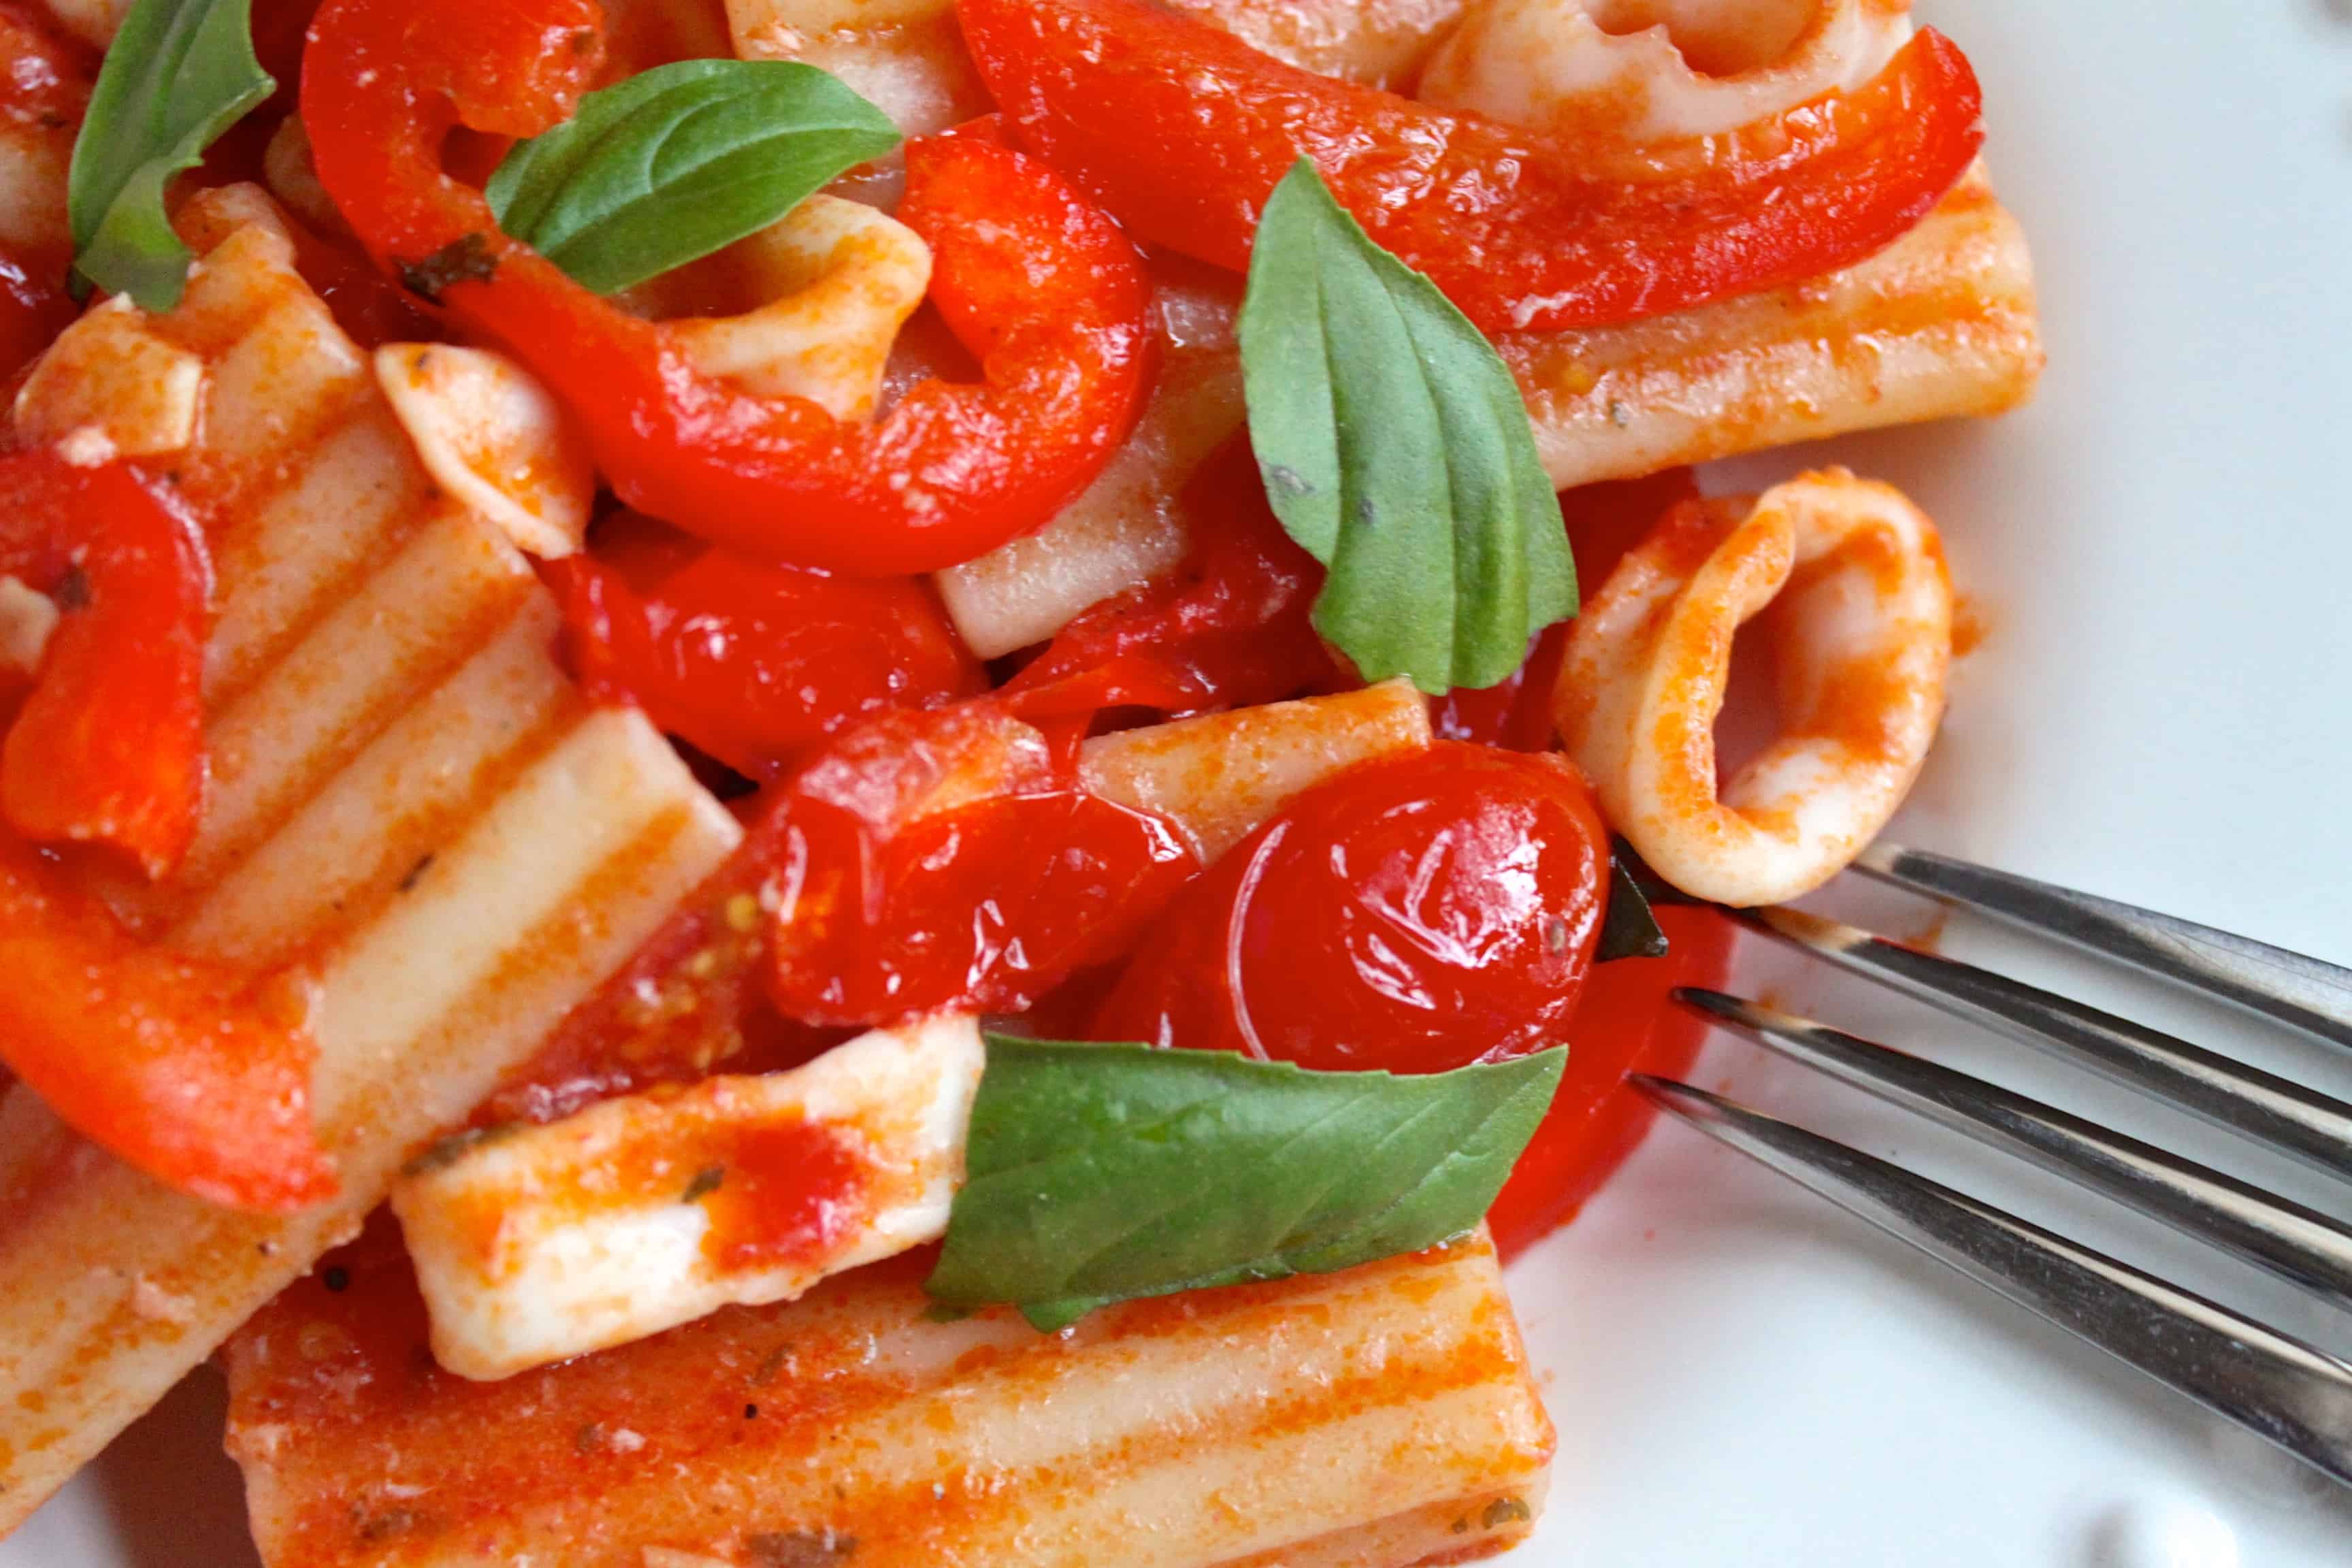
[10,1,2352,1563]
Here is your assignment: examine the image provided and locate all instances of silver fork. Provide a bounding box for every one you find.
[1631,843,2352,1486]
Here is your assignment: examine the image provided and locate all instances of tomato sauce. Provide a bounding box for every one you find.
[697,1117,867,1274]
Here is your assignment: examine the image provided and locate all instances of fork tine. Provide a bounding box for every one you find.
[1856,844,2352,1052]
[1742,906,2352,1182]
[1676,989,2352,1307]
[1630,1075,2352,1487]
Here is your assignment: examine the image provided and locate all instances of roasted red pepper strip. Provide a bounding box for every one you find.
[301,0,1156,574]
[960,0,1984,336]
[0,451,208,878]
[0,833,333,1209]
[545,511,979,783]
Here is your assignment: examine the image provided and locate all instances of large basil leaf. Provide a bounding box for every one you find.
[485,59,900,295]
[1238,159,1575,696]
[926,1034,1565,1331]
[68,0,275,310]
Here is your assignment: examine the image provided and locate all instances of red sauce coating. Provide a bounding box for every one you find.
[1092,742,1610,1075]
[698,1116,867,1273]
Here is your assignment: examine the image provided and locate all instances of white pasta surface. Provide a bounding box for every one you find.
[395,1015,987,1382]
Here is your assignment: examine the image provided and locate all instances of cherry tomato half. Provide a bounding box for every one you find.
[548,512,980,782]
[766,706,1198,1028]
[1093,742,1610,1073]
[1487,905,1738,1254]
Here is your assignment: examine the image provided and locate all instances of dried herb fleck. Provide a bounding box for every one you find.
[396,233,497,301]
[1480,1496,1533,1530]
[682,1164,725,1204]
[745,1528,858,1567]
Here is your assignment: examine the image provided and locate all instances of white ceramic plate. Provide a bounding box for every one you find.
[11,1,2352,1563]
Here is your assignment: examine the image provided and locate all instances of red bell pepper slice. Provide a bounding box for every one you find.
[301,0,1156,575]
[0,450,209,879]
[544,511,980,783]
[0,832,333,1210]
[958,0,1984,336]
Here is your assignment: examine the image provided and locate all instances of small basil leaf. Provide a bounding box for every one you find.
[68,0,275,311]
[925,1035,1566,1328]
[485,59,900,295]
[1238,159,1575,696]
[1597,844,1671,963]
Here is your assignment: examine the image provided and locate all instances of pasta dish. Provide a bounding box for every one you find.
[0,0,2038,1560]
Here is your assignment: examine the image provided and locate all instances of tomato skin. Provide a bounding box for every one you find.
[0,248,74,383]
[1487,905,1737,1255]
[547,513,980,783]
[1093,742,1610,1074]
[960,0,1984,337]
[766,707,1198,1028]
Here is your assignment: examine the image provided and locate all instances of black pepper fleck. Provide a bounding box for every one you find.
[322,1265,350,1293]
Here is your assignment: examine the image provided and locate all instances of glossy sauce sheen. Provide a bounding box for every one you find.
[1094,743,1611,1074]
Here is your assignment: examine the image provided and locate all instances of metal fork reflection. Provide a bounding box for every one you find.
[1631,848,2352,1485]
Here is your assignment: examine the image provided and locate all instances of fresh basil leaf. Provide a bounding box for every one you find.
[1237,159,1575,696]
[485,59,900,295]
[1597,844,1671,963]
[926,1035,1566,1330]
[68,0,275,310]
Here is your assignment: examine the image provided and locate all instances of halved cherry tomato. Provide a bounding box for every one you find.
[1487,904,1738,1255]
[767,706,1197,1027]
[301,0,1155,575]
[0,832,333,1210]
[1093,742,1610,1073]
[546,512,980,783]
[960,0,1984,336]
[0,451,209,878]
